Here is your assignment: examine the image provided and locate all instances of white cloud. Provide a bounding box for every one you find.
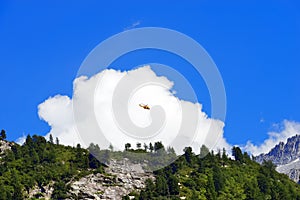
[244,120,300,156]
[16,134,26,145]
[37,66,229,154]
[38,95,80,147]
[124,20,141,30]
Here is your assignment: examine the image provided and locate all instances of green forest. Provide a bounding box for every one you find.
[1,130,300,199]
[88,141,177,171]
[135,146,300,200]
[0,132,104,200]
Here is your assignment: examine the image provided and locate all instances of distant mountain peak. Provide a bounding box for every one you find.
[256,134,300,165]
[255,134,300,182]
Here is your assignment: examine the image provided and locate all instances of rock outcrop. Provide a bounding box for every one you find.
[0,140,13,158]
[28,183,54,199]
[68,158,154,199]
[27,158,154,199]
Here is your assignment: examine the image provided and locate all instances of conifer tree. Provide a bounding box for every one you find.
[56,137,59,145]
[49,134,54,144]
[0,129,6,140]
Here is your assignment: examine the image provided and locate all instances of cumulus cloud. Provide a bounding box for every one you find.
[38,95,81,147]
[244,120,300,156]
[36,66,229,154]
[16,134,27,145]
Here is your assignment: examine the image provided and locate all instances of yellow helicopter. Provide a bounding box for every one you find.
[139,103,150,110]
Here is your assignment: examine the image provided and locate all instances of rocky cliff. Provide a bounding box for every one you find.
[256,134,300,182]
[68,159,154,199]
[0,139,13,158]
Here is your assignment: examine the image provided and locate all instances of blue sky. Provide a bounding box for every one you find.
[0,1,300,148]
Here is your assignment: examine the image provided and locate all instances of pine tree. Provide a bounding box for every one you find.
[49,134,54,144]
[25,135,34,148]
[154,141,164,152]
[125,143,131,151]
[0,129,6,140]
[222,148,228,161]
[136,143,142,149]
[232,146,243,163]
[143,143,148,151]
[56,137,59,145]
[109,143,114,151]
[149,142,154,152]
[184,147,194,165]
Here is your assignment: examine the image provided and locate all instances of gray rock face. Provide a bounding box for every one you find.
[255,134,300,182]
[68,158,155,200]
[0,140,13,158]
[28,183,54,200]
[256,135,300,166]
[277,159,300,183]
[0,140,14,158]
[27,158,154,199]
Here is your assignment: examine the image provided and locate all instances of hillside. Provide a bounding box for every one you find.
[0,134,105,199]
[1,134,300,199]
[136,146,300,200]
[0,135,163,200]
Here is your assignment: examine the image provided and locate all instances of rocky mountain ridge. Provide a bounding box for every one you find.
[256,134,300,182]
